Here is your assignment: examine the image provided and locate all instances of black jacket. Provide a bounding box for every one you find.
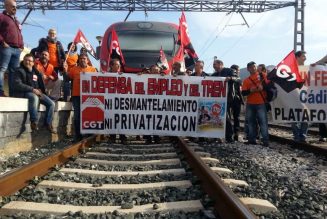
[211,67,242,104]
[190,71,209,77]
[36,37,65,66]
[12,63,46,98]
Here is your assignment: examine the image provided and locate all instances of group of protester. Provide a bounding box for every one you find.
[1,0,326,144]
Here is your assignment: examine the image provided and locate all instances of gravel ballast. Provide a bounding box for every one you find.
[201,139,327,218]
[0,138,73,175]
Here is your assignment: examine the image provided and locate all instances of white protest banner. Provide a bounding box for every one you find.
[80,73,227,138]
[272,65,327,123]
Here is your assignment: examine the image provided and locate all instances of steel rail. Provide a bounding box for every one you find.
[239,121,327,157]
[176,137,256,219]
[269,135,327,157]
[0,136,97,196]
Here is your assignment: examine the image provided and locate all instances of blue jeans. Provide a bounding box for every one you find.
[0,46,21,96]
[24,92,55,125]
[246,103,269,143]
[291,122,308,141]
[72,96,82,140]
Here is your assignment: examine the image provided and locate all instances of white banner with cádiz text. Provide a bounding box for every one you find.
[80,73,227,138]
[272,65,327,123]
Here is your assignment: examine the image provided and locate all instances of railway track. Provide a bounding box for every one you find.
[238,119,327,157]
[0,136,278,218]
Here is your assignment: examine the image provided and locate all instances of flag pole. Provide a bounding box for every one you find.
[64,42,74,63]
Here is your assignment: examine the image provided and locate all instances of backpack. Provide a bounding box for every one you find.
[265,82,277,102]
[259,73,277,102]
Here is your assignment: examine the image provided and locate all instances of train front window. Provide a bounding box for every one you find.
[116,31,176,55]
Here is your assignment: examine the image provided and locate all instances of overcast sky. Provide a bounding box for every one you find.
[16,0,327,72]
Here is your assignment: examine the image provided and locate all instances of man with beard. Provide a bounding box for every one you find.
[12,54,56,133]
[35,51,61,100]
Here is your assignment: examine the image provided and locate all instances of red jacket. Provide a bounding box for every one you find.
[0,11,24,48]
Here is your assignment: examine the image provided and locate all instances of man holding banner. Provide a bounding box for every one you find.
[290,51,309,142]
[314,54,327,142]
[212,59,238,143]
[64,53,97,142]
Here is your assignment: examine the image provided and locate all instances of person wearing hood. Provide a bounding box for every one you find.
[36,29,65,73]
[12,54,56,133]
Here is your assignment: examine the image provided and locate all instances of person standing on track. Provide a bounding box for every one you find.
[242,61,269,146]
[230,64,244,142]
[291,51,309,142]
[64,53,97,142]
[211,59,239,143]
[313,54,327,142]
[107,59,127,144]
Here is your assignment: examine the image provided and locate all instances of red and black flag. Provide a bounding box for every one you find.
[178,11,198,67]
[267,51,304,93]
[156,46,170,73]
[73,29,97,59]
[108,29,125,67]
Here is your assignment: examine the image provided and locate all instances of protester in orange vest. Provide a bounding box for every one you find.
[242,61,269,146]
[63,53,97,142]
[35,51,61,101]
[63,42,78,101]
[80,47,93,67]
[66,42,78,71]
[36,29,65,73]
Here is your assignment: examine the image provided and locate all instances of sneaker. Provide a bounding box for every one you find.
[30,122,38,131]
[319,137,327,142]
[225,138,235,143]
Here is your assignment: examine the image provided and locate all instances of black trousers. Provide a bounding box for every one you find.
[319,123,327,138]
[226,104,233,140]
[232,102,242,134]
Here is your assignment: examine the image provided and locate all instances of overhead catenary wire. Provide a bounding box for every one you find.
[200,12,234,58]
[219,12,266,59]
[202,12,266,73]
[198,12,230,55]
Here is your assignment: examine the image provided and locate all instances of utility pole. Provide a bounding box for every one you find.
[294,0,305,52]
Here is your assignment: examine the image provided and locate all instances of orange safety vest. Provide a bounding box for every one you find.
[47,42,59,67]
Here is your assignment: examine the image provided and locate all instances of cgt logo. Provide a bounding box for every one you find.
[82,95,105,130]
